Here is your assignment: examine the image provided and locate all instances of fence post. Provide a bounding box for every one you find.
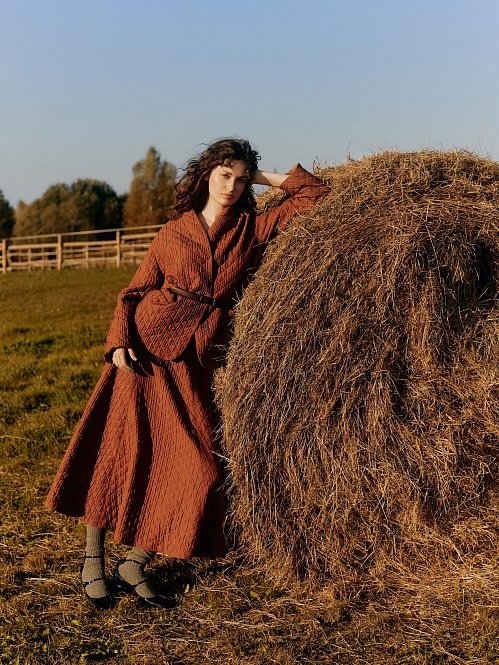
[1,239,6,274]
[57,235,63,270]
[116,230,121,268]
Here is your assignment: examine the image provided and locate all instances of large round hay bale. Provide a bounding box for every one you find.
[215,150,499,590]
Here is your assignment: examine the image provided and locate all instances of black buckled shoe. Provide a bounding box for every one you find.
[81,555,116,611]
[113,559,176,609]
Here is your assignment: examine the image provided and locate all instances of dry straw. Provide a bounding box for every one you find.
[215,150,499,594]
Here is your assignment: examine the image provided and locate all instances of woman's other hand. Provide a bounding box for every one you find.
[112,347,138,373]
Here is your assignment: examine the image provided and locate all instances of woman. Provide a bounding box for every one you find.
[45,138,329,610]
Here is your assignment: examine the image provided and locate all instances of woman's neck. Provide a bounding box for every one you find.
[198,200,225,229]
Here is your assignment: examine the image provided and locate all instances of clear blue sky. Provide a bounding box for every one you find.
[1,0,498,206]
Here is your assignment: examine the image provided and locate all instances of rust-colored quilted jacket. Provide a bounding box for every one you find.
[105,164,329,368]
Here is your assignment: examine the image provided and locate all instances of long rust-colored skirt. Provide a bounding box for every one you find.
[45,343,226,558]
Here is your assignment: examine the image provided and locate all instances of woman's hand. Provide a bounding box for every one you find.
[112,347,138,373]
[252,170,288,188]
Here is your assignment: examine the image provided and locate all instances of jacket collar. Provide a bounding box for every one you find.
[169,205,250,253]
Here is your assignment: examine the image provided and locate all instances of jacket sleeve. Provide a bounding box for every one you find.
[104,240,165,359]
[255,163,330,243]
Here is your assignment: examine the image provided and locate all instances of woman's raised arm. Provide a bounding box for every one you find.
[254,164,330,242]
[252,170,288,188]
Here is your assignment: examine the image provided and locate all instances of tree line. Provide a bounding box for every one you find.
[0,147,176,239]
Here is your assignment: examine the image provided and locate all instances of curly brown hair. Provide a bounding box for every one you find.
[172,138,260,217]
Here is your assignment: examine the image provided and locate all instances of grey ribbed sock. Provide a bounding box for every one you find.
[81,526,110,600]
[117,548,157,599]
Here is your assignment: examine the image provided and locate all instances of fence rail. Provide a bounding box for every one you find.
[0,226,162,273]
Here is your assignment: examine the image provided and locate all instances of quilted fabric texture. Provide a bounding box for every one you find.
[45,165,329,557]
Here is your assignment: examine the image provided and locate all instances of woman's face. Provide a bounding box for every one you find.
[206,159,249,210]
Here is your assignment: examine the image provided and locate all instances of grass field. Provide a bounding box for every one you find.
[1,268,499,664]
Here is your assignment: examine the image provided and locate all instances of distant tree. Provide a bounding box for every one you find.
[13,180,124,237]
[16,200,28,222]
[123,147,176,228]
[63,180,125,232]
[0,190,15,238]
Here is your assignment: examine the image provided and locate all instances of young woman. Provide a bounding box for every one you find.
[45,138,329,610]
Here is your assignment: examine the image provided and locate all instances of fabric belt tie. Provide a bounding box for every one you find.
[168,286,232,309]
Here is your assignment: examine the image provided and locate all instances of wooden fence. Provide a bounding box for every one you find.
[0,225,162,273]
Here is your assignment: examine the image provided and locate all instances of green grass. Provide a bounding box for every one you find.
[1,268,499,664]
